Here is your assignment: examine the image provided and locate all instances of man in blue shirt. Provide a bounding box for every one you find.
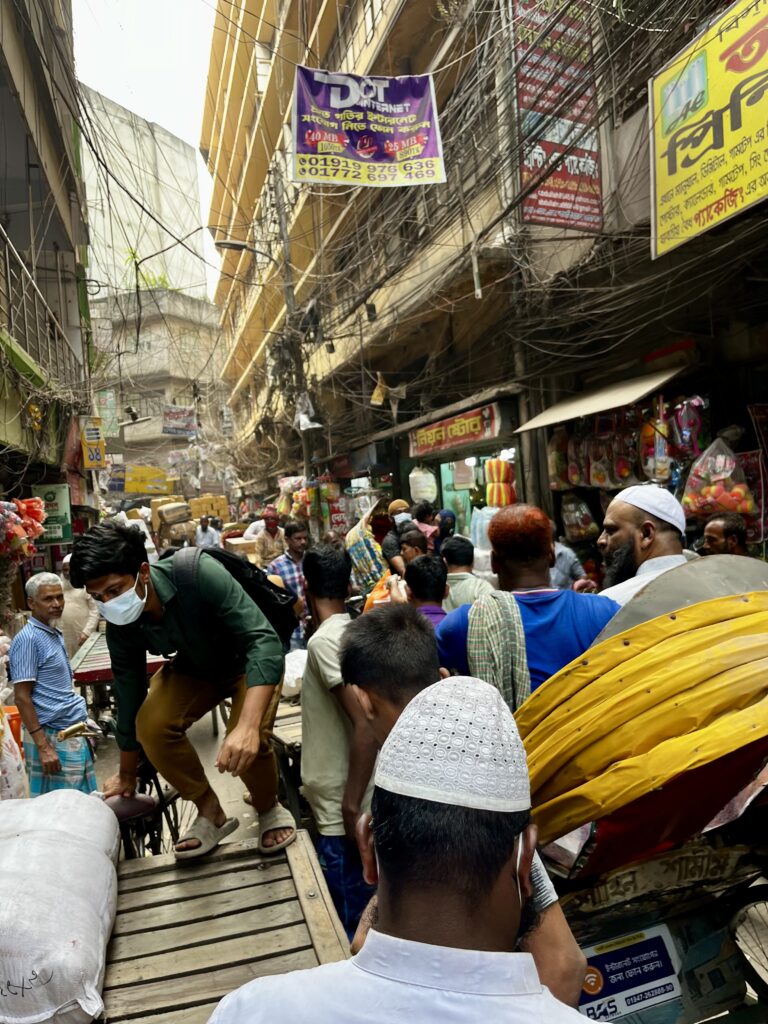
[9,572,96,795]
[437,505,619,689]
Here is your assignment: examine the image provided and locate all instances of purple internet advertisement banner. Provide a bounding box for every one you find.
[291,66,446,187]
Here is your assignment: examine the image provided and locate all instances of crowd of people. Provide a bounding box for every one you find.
[5,482,758,1019]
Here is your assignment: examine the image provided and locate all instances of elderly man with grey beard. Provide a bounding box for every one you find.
[9,572,96,795]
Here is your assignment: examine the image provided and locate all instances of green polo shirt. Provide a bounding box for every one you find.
[106,553,284,751]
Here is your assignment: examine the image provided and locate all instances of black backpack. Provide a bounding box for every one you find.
[166,546,298,644]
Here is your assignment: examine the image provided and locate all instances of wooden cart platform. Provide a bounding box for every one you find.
[103,832,347,1024]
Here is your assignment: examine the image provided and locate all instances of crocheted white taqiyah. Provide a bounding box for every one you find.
[375,676,531,813]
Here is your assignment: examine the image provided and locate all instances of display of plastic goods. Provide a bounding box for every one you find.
[682,438,757,518]
[486,482,515,507]
[548,427,570,490]
[485,457,512,484]
[157,501,192,525]
[561,491,599,541]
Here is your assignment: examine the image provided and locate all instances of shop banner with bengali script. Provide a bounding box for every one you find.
[292,66,446,187]
[650,0,768,258]
[513,0,603,231]
[162,404,197,436]
[409,404,501,458]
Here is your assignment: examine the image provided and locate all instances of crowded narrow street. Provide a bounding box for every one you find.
[1,0,768,1022]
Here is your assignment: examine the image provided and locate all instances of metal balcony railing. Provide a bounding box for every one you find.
[0,224,81,388]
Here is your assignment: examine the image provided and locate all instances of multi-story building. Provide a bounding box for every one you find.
[202,0,768,505]
[0,0,90,491]
[81,89,228,485]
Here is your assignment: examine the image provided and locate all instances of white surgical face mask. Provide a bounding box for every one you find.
[394,512,412,527]
[98,574,147,626]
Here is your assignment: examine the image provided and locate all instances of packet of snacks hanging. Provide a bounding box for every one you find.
[682,438,756,519]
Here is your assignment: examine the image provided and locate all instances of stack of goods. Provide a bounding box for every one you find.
[189,493,229,523]
[150,495,184,534]
[485,458,515,507]
[157,501,195,548]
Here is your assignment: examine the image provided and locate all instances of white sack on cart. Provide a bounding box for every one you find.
[283,648,307,698]
[0,790,120,1024]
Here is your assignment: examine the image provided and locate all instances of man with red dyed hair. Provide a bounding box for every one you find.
[437,505,619,692]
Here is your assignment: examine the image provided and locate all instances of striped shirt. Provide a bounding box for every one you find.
[9,618,86,729]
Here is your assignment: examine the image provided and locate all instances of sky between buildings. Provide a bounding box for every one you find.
[72,0,221,297]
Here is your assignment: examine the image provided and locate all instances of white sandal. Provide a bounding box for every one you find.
[258,802,297,854]
[174,814,239,860]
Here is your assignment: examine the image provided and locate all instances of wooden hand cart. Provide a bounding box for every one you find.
[103,832,348,1023]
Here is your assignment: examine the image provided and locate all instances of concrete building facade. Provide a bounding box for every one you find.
[0,0,90,486]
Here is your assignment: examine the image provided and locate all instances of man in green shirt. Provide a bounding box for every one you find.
[70,520,294,859]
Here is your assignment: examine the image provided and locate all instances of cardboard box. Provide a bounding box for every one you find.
[225,536,258,556]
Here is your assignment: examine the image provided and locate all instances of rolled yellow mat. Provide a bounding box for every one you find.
[534,692,768,844]
[535,652,768,804]
[527,630,768,795]
[516,592,768,739]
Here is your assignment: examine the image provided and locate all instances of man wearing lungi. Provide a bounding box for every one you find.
[9,572,96,795]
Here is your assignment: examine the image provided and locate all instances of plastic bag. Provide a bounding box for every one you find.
[548,427,570,491]
[682,438,756,518]
[409,466,438,504]
[561,491,599,542]
[567,432,588,487]
[0,707,27,799]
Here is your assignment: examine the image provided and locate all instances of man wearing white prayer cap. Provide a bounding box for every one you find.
[208,676,585,1024]
[598,484,689,607]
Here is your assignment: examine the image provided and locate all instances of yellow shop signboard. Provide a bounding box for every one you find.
[649,0,768,258]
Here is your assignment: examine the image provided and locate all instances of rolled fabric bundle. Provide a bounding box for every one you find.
[485,457,512,484]
[486,482,515,507]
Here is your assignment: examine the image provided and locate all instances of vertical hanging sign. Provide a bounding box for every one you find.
[292,66,446,187]
[80,416,107,471]
[513,0,603,230]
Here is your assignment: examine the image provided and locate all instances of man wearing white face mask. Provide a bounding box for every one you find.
[70,521,294,860]
[209,677,585,1024]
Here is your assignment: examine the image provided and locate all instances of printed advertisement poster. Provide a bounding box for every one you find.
[579,925,681,1020]
[649,0,768,258]
[30,484,72,545]
[162,404,198,437]
[513,0,603,231]
[96,388,120,437]
[292,66,446,187]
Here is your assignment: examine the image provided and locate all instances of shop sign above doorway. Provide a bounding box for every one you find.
[649,0,768,258]
[409,403,501,458]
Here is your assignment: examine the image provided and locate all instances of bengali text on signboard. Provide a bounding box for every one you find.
[514,0,603,231]
[650,0,768,258]
[409,404,501,458]
[292,66,446,188]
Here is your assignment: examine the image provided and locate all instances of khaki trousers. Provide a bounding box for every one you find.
[135,663,281,812]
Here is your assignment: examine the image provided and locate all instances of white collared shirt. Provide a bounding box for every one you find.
[600,554,689,607]
[208,928,583,1023]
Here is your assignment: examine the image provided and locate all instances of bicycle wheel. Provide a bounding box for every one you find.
[157,788,197,855]
[730,883,768,1002]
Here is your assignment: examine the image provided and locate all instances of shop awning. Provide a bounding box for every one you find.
[514,366,685,433]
